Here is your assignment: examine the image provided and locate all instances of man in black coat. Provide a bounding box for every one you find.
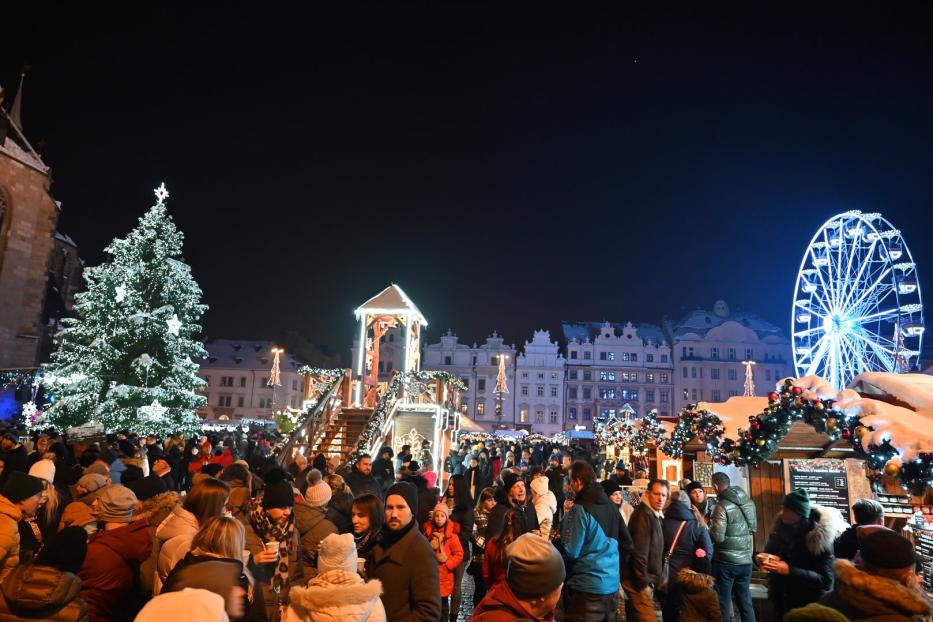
[464,455,490,504]
[371,481,441,622]
[343,453,383,500]
[623,478,668,622]
[371,446,395,489]
[402,461,437,527]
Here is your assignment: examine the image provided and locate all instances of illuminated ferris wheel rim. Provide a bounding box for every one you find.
[791,210,924,391]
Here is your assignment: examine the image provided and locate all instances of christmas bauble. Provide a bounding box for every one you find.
[756,438,766,446]
[884,461,900,477]
[768,391,779,402]
[825,417,836,429]
[855,426,869,440]
[791,386,803,396]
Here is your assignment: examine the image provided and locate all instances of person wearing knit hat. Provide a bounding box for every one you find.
[95,484,138,523]
[27,458,55,485]
[782,488,811,520]
[471,533,565,621]
[135,588,230,622]
[0,471,45,583]
[36,525,89,574]
[684,480,714,525]
[304,478,333,508]
[813,528,932,621]
[370,481,441,620]
[127,473,169,501]
[285,532,387,622]
[422,498,464,621]
[84,462,110,478]
[761,490,846,620]
[486,470,538,542]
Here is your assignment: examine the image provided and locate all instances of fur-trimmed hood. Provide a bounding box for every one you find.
[676,567,715,594]
[134,491,180,524]
[770,504,847,557]
[820,559,933,620]
[286,569,384,622]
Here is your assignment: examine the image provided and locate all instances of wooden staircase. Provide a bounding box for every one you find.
[315,407,373,457]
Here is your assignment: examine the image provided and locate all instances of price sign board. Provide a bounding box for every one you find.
[784,458,851,523]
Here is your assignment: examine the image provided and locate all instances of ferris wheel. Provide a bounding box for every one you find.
[792,211,924,391]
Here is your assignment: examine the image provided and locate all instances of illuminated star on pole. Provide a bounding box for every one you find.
[154,183,170,204]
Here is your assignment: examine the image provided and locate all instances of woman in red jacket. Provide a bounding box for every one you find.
[423,502,463,622]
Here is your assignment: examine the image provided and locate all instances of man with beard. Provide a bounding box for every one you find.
[344,453,383,500]
[370,481,441,622]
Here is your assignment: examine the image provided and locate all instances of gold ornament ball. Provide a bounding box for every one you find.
[826,418,836,429]
[883,461,900,477]
[815,402,824,411]
[855,426,869,440]
[732,450,741,458]
[756,438,766,446]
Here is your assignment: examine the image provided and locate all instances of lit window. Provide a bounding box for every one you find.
[568,408,577,420]
[660,373,669,383]
[477,402,485,417]
[600,388,616,399]
[520,407,529,423]
[600,371,616,381]
[646,373,655,383]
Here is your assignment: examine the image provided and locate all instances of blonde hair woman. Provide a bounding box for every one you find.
[21,459,61,562]
[162,516,255,620]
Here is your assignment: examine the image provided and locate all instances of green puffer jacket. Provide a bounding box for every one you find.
[709,486,757,565]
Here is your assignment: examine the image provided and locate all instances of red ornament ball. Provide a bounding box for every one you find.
[791,386,803,396]
[768,391,779,402]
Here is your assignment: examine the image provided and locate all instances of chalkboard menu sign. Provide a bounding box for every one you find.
[916,528,933,593]
[784,458,851,523]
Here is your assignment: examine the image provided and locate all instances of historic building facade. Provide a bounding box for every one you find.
[663,300,793,414]
[422,330,516,431]
[514,329,565,436]
[562,321,674,430]
[195,340,306,420]
[0,107,60,367]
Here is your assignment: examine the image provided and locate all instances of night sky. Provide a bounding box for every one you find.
[5,5,933,358]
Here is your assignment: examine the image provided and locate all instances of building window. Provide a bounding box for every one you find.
[661,354,668,363]
[745,348,753,360]
[535,409,544,424]
[536,385,544,397]
[239,377,246,387]
[728,348,736,360]
[600,388,616,400]
[551,372,558,380]
[521,385,528,396]
[711,368,720,380]
[660,373,669,383]
[683,367,688,378]
[569,387,578,399]
[711,347,719,360]
[570,351,578,360]
[581,371,591,381]
[712,389,721,401]
[537,372,544,380]
[386,361,392,371]
[583,408,592,421]
[646,354,654,362]
[699,367,704,379]
[569,370,578,380]
[608,352,616,361]
[583,351,591,360]
[218,395,231,407]
[622,371,638,382]
[622,352,637,362]
[660,390,669,403]
[491,356,498,366]
[765,369,772,381]
[728,369,737,381]
[460,402,468,415]
[646,372,655,383]
[549,410,558,424]
[583,387,592,400]
[237,396,244,407]
[621,389,639,401]
[550,386,558,398]
[568,408,577,420]
[520,407,528,423]
[729,390,739,397]
[477,378,486,392]
[477,402,485,417]
[599,371,616,381]
[522,372,529,379]
[691,388,698,401]
[646,390,655,402]
[691,367,697,378]
[601,408,617,419]
[444,355,452,365]
[378,362,385,372]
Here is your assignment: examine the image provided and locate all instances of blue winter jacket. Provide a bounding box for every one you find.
[560,483,633,595]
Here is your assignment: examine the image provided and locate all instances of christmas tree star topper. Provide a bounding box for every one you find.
[154,182,169,204]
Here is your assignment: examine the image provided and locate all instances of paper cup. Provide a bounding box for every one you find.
[357,557,366,573]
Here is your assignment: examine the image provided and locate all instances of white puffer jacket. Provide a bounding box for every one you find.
[530,475,557,529]
[284,569,385,622]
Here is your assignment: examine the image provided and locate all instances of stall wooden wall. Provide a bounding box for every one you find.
[748,460,784,552]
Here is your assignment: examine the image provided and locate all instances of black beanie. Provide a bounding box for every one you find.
[202,463,223,478]
[860,529,916,569]
[262,469,295,510]
[501,471,519,493]
[122,465,144,485]
[685,481,704,495]
[601,479,621,497]
[35,526,88,574]
[128,474,168,501]
[3,471,45,504]
[386,481,419,516]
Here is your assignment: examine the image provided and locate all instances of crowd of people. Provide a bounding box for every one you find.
[0,428,928,622]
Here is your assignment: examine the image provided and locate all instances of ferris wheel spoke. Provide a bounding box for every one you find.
[794,301,827,319]
[793,326,826,338]
[842,228,868,296]
[839,333,871,376]
[802,332,832,373]
[839,240,880,312]
[843,267,892,318]
[850,307,900,325]
[847,330,897,360]
[822,227,840,309]
[808,253,840,314]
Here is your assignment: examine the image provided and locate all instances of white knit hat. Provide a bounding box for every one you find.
[317,533,357,573]
[135,588,229,622]
[305,480,332,508]
[28,459,55,485]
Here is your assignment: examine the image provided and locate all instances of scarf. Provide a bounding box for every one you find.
[354,527,381,559]
[248,498,294,606]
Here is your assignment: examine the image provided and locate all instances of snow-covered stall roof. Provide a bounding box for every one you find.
[355,284,427,325]
[697,396,769,439]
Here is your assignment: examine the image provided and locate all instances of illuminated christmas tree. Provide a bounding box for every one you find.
[42,183,207,436]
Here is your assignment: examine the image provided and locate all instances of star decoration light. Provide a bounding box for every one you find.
[138,400,168,422]
[166,314,182,336]
[154,183,170,204]
[115,285,126,303]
